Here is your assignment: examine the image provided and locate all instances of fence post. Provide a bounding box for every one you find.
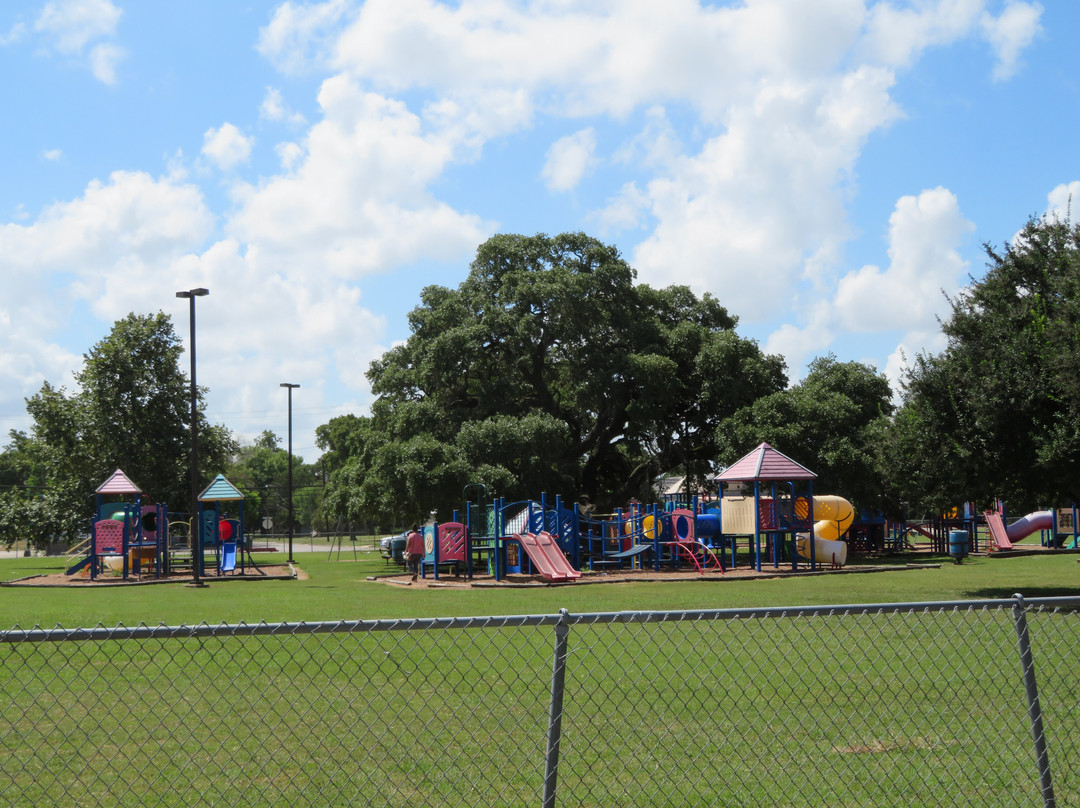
[1011,593,1056,808]
[542,608,571,808]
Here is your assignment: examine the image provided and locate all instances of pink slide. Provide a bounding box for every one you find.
[513,532,581,582]
[985,510,1053,550]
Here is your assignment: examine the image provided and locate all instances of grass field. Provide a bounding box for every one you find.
[1,547,1078,628]
[2,549,1079,807]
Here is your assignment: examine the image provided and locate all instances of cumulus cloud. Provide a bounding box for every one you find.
[226,75,493,278]
[766,187,974,390]
[34,0,125,84]
[5,0,1052,446]
[0,170,214,420]
[541,128,597,193]
[261,86,308,126]
[88,41,123,84]
[201,123,254,171]
[43,148,63,161]
[981,1,1043,81]
[35,0,121,53]
[631,65,901,320]
[1046,181,1080,221]
[257,0,350,74]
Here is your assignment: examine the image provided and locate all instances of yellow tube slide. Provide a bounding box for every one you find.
[794,495,854,566]
[809,495,854,540]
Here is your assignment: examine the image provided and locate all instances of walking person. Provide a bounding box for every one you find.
[405,524,425,581]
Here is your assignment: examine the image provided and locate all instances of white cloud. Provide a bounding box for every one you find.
[34,0,124,84]
[592,182,649,235]
[542,128,597,193]
[632,65,901,320]
[275,141,304,172]
[88,41,123,84]
[257,0,350,74]
[1046,181,1079,221]
[0,170,214,421]
[43,148,63,161]
[201,123,254,171]
[35,0,121,53]
[833,187,974,333]
[261,86,308,126]
[0,22,26,46]
[861,0,983,70]
[981,1,1042,81]
[227,75,493,279]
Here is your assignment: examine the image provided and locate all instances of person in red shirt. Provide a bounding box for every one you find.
[405,524,425,581]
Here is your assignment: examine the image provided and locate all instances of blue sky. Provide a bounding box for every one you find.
[0,0,1075,463]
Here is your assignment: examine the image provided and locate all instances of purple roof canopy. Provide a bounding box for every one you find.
[717,442,816,482]
[95,469,142,495]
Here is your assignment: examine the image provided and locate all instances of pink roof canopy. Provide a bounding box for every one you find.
[95,468,142,495]
[717,442,816,482]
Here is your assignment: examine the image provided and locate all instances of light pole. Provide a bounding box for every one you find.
[176,288,209,587]
[280,383,299,563]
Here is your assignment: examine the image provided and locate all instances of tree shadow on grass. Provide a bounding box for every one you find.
[965,586,1080,600]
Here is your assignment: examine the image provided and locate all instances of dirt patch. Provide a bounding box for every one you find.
[3,563,298,587]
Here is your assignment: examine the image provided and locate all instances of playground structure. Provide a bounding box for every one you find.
[66,469,172,581]
[194,474,261,577]
[66,469,262,581]
[406,443,862,584]
[983,503,1079,551]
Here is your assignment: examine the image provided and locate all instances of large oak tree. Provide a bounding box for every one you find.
[322,232,785,525]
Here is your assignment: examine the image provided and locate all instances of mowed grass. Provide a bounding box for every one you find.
[2,550,1079,807]
[1,548,1078,628]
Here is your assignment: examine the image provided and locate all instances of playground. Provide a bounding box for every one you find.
[10,442,1080,591]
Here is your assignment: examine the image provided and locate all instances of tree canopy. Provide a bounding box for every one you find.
[716,355,894,509]
[878,213,1080,514]
[322,232,786,525]
[0,312,234,549]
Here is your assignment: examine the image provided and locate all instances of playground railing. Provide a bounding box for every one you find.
[2,595,1077,808]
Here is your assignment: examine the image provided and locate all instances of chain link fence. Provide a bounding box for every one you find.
[2,595,1077,807]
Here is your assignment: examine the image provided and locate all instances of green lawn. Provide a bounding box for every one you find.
[1,548,1077,628]
[2,549,1078,807]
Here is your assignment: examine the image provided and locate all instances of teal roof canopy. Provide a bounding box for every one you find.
[198,474,245,501]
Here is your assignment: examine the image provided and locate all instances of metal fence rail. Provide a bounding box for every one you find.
[2,595,1077,807]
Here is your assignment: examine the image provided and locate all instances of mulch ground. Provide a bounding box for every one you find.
[370,561,940,589]
[2,563,299,587]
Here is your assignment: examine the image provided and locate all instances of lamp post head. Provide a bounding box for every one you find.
[176,288,210,299]
[280,383,300,389]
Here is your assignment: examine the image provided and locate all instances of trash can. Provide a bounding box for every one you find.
[391,536,407,564]
[948,530,969,562]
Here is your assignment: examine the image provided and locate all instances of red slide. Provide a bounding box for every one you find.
[535,531,581,579]
[514,532,581,582]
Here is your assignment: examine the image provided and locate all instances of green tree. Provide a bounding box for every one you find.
[879,213,1080,513]
[322,232,785,525]
[717,356,894,509]
[226,430,320,533]
[1,312,235,550]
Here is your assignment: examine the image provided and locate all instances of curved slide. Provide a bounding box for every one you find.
[794,495,854,566]
[984,510,1052,551]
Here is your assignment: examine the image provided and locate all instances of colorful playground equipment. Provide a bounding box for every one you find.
[793,495,854,567]
[66,469,170,581]
[984,504,1079,551]
[716,443,851,570]
[402,442,865,584]
[195,474,258,576]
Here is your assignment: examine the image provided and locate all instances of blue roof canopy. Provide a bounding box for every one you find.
[198,474,245,501]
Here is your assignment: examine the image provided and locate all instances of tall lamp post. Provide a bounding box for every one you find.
[176,288,209,587]
[280,383,299,563]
